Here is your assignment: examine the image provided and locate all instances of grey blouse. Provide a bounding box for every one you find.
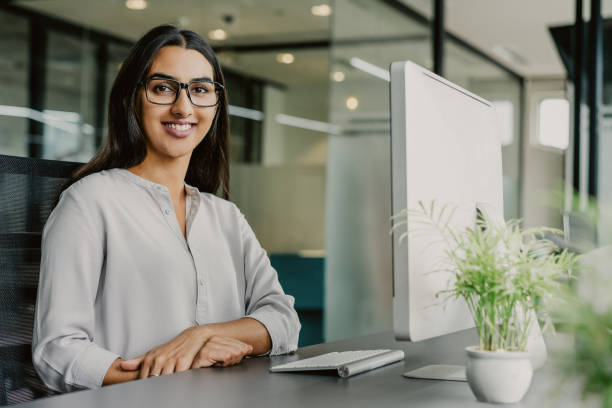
[32,168,300,392]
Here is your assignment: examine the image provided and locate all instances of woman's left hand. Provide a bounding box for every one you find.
[120,326,209,379]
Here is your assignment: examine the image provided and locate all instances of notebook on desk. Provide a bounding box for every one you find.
[270,349,405,378]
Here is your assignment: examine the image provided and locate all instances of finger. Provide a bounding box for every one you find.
[139,356,152,379]
[190,350,216,369]
[120,355,145,371]
[206,336,252,355]
[149,356,166,377]
[161,361,175,376]
[216,337,254,355]
[175,357,193,373]
[212,338,253,358]
[209,349,238,367]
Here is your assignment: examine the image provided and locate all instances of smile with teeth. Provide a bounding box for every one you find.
[164,123,194,131]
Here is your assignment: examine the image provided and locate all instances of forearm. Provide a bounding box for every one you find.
[198,317,272,355]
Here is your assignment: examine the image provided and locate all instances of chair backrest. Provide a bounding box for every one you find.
[0,154,81,405]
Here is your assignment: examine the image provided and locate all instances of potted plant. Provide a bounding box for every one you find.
[554,245,612,408]
[393,201,578,403]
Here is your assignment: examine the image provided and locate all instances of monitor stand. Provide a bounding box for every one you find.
[403,364,466,382]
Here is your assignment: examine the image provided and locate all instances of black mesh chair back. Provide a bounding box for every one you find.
[0,154,81,405]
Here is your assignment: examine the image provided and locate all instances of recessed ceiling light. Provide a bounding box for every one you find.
[276,53,295,64]
[331,71,345,82]
[346,96,359,110]
[177,16,190,27]
[208,29,227,41]
[125,0,147,10]
[311,4,332,16]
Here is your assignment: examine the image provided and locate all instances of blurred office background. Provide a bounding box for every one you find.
[1,0,611,349]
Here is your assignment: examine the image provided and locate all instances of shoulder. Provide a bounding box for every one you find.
[198,191,243,220]
[61,168,127,205]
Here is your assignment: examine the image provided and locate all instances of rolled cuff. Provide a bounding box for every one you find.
[247,308,298,356]
[70,343,120,389]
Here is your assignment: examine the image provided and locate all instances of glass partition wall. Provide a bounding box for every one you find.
[0,9,29,158]
[326,0,431,341]
[325,0,524,341]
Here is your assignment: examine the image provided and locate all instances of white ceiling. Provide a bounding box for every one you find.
[14,0,612,79]
[402,0,612,78]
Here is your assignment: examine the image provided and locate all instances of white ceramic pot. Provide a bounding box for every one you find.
[465,346,533,404]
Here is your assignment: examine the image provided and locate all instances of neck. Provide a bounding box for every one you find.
[128,153,191,199]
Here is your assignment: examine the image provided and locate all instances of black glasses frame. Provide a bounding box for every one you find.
[140,76,224,107]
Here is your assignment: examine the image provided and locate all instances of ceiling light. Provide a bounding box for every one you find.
[331,71,345,82]
[276,53,295,64]
[208,29,227,41]
[125,0,147,10]
[311,4,332,16]
[177,16,190,28]
[349,57,390,81]
[346,96,359,110]
[492,45,528,65]
[276,113,341,135]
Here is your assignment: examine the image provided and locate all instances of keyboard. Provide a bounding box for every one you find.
[270,349,405,378]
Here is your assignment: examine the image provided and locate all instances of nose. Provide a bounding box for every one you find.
[170,86,193,117]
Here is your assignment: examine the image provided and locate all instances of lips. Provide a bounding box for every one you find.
[162,121,196,138]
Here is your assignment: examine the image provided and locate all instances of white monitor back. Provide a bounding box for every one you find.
[390,61,504,342]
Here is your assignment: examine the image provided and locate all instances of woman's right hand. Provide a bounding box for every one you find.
[102,358,140,386]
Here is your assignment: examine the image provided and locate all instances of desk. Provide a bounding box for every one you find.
[15,329,590,408]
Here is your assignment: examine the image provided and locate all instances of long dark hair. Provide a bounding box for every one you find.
[61,25,230,199]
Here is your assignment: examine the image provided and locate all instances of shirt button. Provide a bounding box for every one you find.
[164,209,170,215]
[199,279,204,286]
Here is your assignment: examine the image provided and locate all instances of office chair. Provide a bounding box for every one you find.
[0,154,80,405]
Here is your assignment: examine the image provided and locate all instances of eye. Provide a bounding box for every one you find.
[154,85,171,93]
[190,82,213,94]
[148,79,178,95]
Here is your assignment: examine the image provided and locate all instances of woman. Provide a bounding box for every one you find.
[32,25,300,392]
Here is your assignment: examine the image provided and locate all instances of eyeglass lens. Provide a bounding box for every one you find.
[146,79,218,107]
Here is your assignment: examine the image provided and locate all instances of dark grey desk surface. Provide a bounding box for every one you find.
[17,329,591,408]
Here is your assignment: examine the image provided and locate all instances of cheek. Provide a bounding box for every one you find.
[199,110,217,132]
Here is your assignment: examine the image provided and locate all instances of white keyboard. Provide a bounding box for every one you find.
[270,349,405,378]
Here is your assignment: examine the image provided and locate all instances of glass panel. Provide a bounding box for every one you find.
[0,9,29,157]
[217,14,331,346]
[102,42,131,147]
[326,0,430,341]
[445,40,523,221]
[597,2,612,244]
[43,30,97,162]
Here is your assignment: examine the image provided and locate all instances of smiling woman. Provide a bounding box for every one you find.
[31,25,301,392]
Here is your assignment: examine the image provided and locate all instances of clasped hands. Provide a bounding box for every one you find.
[118,326,253,379]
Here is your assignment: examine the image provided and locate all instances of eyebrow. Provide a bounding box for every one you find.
[149,72,214,82]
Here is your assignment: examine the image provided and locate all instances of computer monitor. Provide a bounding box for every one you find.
[390,61,504,380]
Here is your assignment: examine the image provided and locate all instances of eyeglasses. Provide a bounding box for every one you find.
[141,76,224,107]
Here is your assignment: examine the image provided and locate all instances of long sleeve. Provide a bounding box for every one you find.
[32,186,119,392]
[239,210,301,355]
